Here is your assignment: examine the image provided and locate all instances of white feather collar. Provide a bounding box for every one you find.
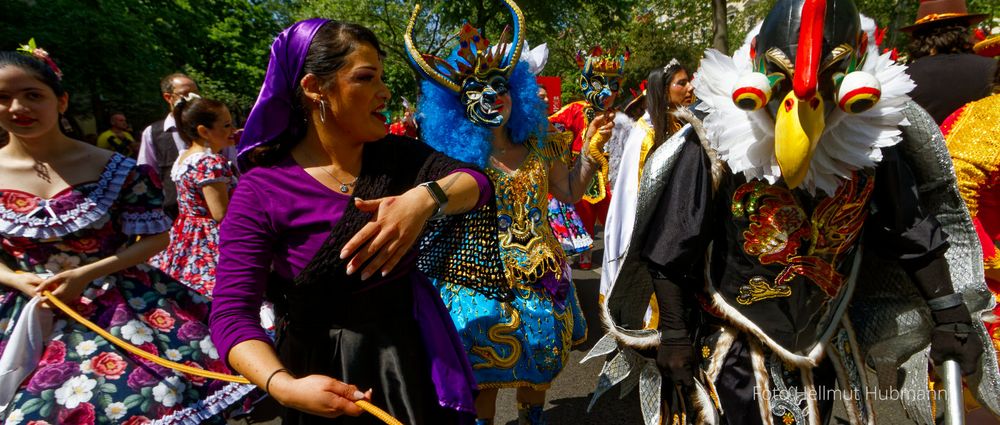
[693,16,915,196]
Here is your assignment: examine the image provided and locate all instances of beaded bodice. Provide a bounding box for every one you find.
[486,147,564,284]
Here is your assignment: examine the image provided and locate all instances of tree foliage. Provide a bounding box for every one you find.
[289,0,633,114]
[1,0,994,130]
[0,0,287,132]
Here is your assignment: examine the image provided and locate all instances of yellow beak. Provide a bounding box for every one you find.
[774,91,825,189]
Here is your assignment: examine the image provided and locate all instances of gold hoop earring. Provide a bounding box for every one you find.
[318,99,327,123]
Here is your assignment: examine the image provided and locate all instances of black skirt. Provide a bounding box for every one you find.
[273,278,467,425]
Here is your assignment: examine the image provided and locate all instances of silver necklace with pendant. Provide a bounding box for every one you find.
[320,166,357,193]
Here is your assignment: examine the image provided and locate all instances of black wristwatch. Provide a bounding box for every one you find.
[419,181,448,221]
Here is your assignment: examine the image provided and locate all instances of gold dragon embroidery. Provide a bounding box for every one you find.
[731,173,875,305]
[471,303,522,369]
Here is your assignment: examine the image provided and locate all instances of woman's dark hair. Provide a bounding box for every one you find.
[173,97,228,144]
[0,51,65,97]
[246,20,386,167]
[907,23,974,62]
[646,63,690,146]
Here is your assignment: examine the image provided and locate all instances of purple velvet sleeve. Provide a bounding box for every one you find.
[451,168,492,210]
[209,165,489,365]
[209,182,275,365]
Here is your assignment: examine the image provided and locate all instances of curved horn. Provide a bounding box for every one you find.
[501,0,525,76]
[404,4,461,93]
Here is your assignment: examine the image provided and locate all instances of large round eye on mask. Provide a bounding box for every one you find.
[836,71,880,114]
[529,207,542,223]
[731,72,772,111]
[488,76,509,96]
[608,78,620,92]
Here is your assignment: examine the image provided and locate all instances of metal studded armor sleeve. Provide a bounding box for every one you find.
[849,102,1000,421]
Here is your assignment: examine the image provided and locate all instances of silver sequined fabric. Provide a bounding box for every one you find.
[585,125,694,425]
[849,102,1000,418]
[605,124,692,333]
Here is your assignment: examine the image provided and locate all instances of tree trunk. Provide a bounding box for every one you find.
[711,0,730,54]
[89,84,105,136]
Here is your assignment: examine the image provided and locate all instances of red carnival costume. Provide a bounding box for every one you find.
[548,48,628,240]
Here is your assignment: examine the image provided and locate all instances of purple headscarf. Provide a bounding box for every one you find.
[238,18,330,169]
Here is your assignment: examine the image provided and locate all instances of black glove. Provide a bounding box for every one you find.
[651,269,697,388]
[901,255,985,376]
[929,304,984,376]
[656,336,697,388]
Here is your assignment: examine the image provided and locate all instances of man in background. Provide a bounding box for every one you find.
[903,0,997,124]
[137,73,199,219]
[96,112,137,157]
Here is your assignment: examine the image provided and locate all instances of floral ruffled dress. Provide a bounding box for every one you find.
[150,151,235,296]
[0,154,251,424]
[546,196,592,255]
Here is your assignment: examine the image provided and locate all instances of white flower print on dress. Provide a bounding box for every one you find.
[199,336,219,359]
[127,297,147,310]
[4,408,23,425]
[121,320,154,345]
[165,349,183,361]
[54,375,97,408]
[75,340,98,356]
[105,402,128,420]
[43,253,80,273]
[152,376,186,407]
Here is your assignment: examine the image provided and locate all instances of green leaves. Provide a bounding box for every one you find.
[0,0,287,129]
[4,0,992,130]
[123,393,144,409]
[38,390,56,417]
[18,397,45,415]
[16,37,38,55]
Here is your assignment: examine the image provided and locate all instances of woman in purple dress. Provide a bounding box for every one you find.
[209,19,508,424]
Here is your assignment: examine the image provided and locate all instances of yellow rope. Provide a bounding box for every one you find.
[356,400,403,425]
[40,290,404,425]
[41,290,250,383]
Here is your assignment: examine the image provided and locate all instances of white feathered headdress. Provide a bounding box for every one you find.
[694,14,914,196]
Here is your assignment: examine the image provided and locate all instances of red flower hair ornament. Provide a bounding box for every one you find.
[16,38,64,80]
